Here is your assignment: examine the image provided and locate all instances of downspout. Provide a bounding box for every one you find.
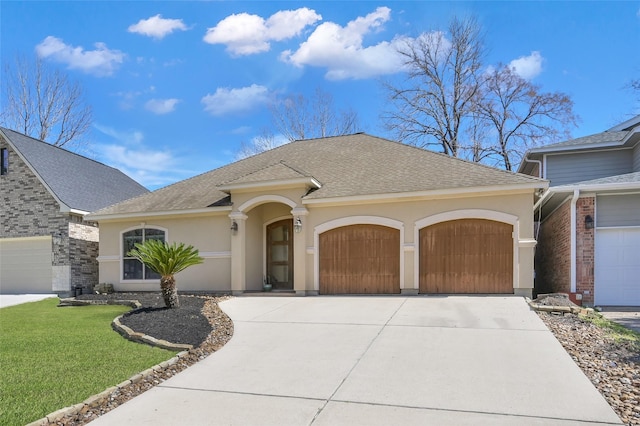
[521,157,543,178]
[570,189,579,293]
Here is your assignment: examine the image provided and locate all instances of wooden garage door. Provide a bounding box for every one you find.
[319,224,400,294]
[0,236,53,293]
[419,219,513,294]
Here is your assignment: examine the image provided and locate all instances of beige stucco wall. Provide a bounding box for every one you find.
[96,188,537,295]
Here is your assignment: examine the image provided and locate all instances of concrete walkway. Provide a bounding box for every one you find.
[91,296,621,425]
[0,294,55,308]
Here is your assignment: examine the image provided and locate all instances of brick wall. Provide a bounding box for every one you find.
[0,135,99,291]
[576,196,595,305]
[535,200,571,294]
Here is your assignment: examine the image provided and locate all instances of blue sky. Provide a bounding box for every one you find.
[2,1,639,189]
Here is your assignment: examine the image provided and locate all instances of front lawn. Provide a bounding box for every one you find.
[0,298,176,425]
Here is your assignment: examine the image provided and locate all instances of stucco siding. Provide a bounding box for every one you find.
[545,150,632,186]
[97,189,537,294]
[597,194,640,227]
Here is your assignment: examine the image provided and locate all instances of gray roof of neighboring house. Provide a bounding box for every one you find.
[570,171,640,186]
[1,128,149,213]
[518,115,640,175]
[91,133,544,217]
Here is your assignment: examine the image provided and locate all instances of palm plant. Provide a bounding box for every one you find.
[127,239,203,308]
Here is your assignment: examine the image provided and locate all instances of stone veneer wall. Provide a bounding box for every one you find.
[575,196,595,305]
[0,135,99,292]
[535,199,571,295]
[69,220,99,289]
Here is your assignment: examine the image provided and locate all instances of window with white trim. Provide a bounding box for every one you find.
[122,228,165,280]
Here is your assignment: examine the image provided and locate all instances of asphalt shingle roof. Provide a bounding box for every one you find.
[1,128,148,212]
[92,133,544,216]
[571,171,640,186]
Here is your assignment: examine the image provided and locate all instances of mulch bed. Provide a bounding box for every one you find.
[45,292,234,425]
[77,293,212,346]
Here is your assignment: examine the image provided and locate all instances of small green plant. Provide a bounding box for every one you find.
[127,239,203,308]
[580,312,640,349]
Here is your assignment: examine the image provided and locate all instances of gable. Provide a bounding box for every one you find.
[1,128,148,212]
[0,136,63,236]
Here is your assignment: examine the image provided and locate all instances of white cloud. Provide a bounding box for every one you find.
[94,124,144,144]
[93,124,193,188]
[508,51,543,80]
[128,14,188,40]
[282,7,406,80]
[203,8,321,55]
[145,98,180,114]
[36,36,124,77]
[201,84,269,116]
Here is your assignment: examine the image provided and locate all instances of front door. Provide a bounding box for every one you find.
[266,219,293,290]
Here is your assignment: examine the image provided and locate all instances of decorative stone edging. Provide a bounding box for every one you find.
[111,313,193,351]
[25,350,191,426]
[57,297,192,350]
[57,298,142,309]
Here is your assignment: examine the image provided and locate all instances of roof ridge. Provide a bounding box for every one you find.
[0,127,131,175]
[362,133,546,182]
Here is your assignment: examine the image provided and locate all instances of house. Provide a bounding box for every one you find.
[519,115,640,306]
[88,134,545,297]
[0,128,149,294]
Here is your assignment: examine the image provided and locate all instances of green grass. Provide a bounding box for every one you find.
[0,298,177,425]
[581,311,640,348]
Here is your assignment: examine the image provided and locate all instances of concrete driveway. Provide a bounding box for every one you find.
[0,294,55,308]
[91,296,621,425]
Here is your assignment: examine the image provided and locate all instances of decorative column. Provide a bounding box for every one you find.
[229,212,248,296]
[291,207,309,296]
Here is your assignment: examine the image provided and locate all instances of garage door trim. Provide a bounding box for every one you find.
[314,216,404,292]
[414,210,519,291]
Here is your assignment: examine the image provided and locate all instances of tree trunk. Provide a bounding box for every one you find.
[160,275,179,308]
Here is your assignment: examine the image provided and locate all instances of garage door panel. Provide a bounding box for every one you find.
[319,225,400,294]
[420,219,513,294]
[0,237,53,294]
[595,228,640,306]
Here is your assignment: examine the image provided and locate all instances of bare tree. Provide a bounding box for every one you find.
[1,55,92,148]
[236,129,286,159]
[383,16,484,157]
[478,66,577,171]
[270,87,360,142]
[383,16,577,170]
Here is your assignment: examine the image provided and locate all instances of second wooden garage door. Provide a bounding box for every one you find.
[319,224,400,294]
[419,219,513,294]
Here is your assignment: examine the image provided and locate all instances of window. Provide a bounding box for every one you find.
[122,228,165,280]
[1,148,7,175]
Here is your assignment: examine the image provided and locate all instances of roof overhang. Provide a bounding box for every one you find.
[86,206,233,222]
[534,180,640,218]
[303,182,547,207]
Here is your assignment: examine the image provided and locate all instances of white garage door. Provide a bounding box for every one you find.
[0,237,53,294]
[595,228,640,306]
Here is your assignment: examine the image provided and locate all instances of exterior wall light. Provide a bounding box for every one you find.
[294,217,302,233]
[230,220,238,233]
[584,215,594,230]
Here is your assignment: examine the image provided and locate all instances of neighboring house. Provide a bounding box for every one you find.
[88,133,545,297]
[519,115,640,306]
[0,128,149,294]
